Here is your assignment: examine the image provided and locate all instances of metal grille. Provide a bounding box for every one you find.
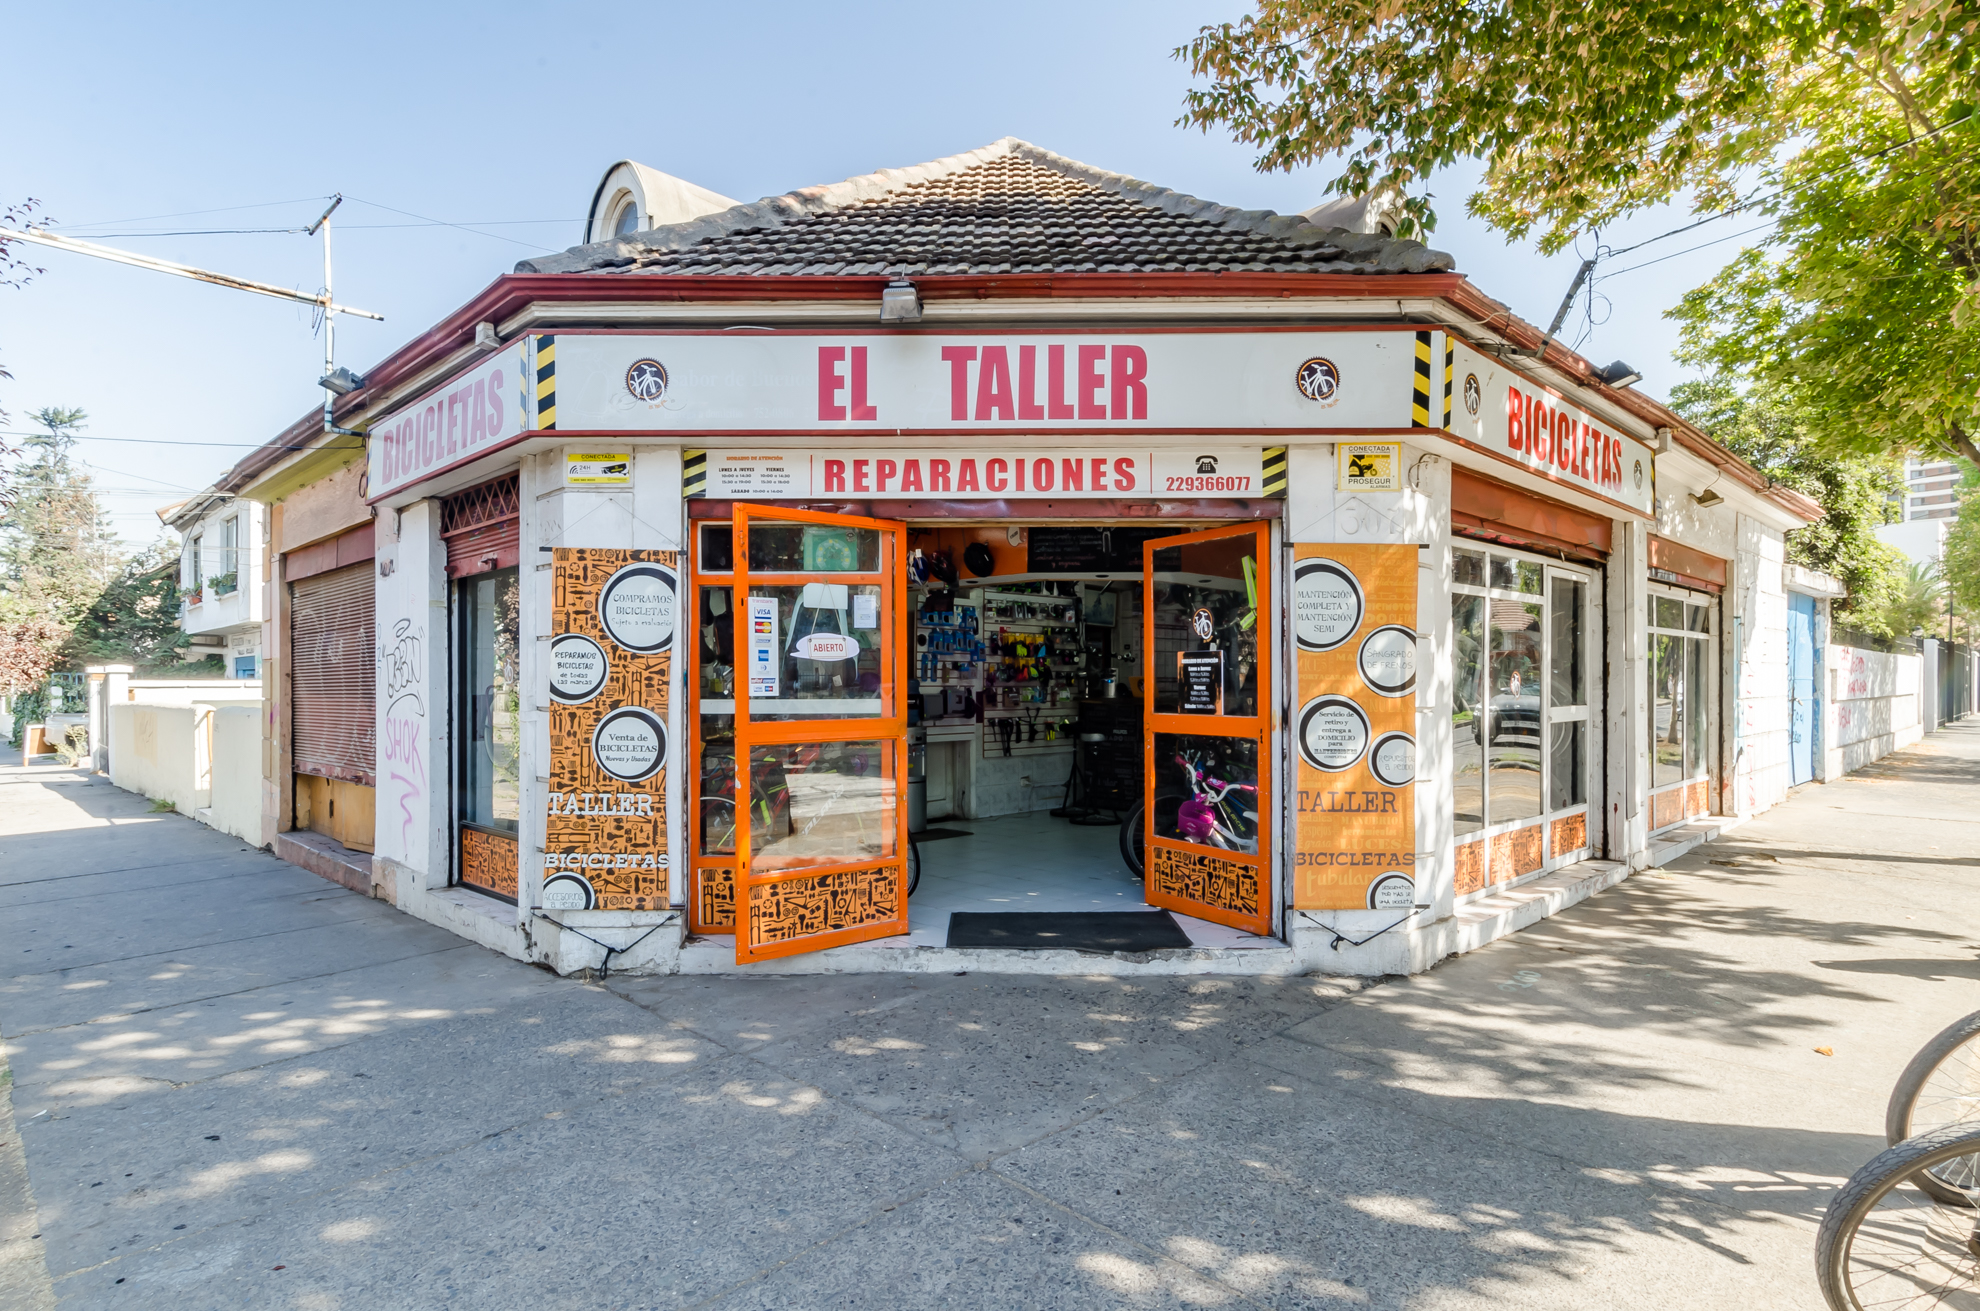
[442,473,521,578]
[291,561,376,784]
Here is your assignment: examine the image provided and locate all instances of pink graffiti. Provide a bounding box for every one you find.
[383,717,425,853]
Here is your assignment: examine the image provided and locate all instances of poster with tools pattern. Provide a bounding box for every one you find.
[1291,543,1419,910]
[546,548,678,911]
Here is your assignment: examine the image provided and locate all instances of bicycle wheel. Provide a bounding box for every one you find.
[1816,1121,1980,1310]
[1119,801,1144,877]
[906,837,921,898]
[1888,1011,1980,1207]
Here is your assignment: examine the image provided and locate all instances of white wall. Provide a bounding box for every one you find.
[122,679,262,708]
[371,499,449,911]
[107,701,263,837]
[1826,644,1923,774]
[207,705,263,843]
[1731,516,1792,816]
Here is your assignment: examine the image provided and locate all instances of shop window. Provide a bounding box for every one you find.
[233,655,258,679]
[1450,548,1597,874]
[459,567,521,832]
[1647,589,1714,822]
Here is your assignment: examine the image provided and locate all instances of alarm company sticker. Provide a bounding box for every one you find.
[592,706,667,784]
[548,633,610,704]
[1297,695,1371,772]
[1356,625,1418,698]
[1369,732,1417,787]
[597,561,677,654]
[1292,558,1364,652]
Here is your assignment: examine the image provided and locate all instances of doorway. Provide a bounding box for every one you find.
[687,510,1282,960]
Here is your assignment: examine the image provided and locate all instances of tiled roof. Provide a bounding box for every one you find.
[517,138,1455,278]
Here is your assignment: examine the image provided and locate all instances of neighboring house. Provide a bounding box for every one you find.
[163,491,268,676]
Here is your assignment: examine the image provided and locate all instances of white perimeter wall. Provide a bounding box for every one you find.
[1826,645,1923,775]
[1731,516,1792,816]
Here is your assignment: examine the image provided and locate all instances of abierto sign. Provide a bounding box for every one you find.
[1445,340,1654,517]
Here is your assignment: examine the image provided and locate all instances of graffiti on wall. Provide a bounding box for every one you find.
[1291,543,1419,910]
[547,548,678,910]
[378,619,427,857]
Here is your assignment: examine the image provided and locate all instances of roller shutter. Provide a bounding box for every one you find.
[442,473,521,578]
[290,561,375,784]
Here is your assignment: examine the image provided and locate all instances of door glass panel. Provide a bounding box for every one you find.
[1150,733,1259,854]
[1651,634,1683,788]
[1491,555,1541,593]
[698,586,735,698]
[1687,603,1710,633]
[747,522,881,573]
[746,740,897,873]
[1685,639,1708,777]
[462,568,520,830]
[698,714,737,856]
[745,583,885,719]
[1549,577,1586,707]
[1148,540,1260,717]
[1654,596,1684,630]
[1487,598,1543,822]
[698,522,734,571]
[1451,594,1486,836]
[1549,721,1586,809]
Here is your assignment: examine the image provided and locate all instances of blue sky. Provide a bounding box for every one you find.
[6,0,1754,544]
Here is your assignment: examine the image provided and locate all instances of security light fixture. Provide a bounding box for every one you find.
[318,366,365,396]
[880,278,921,323]
[474,321,500,351]
[1690,488,1725,509]
[1594,359,1644,389]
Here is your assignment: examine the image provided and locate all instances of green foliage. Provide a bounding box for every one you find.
[1941,462,1980,623]
[53,724,89,768]
[0,407,125,689]
[67,540,189,673]
[1177,0,1980,466]
[1874,559,1948,639]
[1667,377,1909,633]
[7,686,47,747]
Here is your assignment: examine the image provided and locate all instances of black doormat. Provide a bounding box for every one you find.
[946,911,1192,952]
[912,828,973,843]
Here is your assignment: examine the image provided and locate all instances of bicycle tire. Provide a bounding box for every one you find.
[906,837,920,898]
[1816,1121,1980,1310]
[1887,1009,1980,1207]
[1119,802,1145,878]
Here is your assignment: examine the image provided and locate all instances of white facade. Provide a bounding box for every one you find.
[167,493,268,676]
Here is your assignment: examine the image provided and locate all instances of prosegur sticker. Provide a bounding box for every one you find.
[1293,558,1364,652]
[1337,442,1401,492]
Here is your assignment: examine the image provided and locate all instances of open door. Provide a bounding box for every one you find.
[1142,523,1273,936]
[732,504,909,963]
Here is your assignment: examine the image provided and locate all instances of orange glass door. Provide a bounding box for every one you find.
[732,504,908,963]
[1142,522,1273,936]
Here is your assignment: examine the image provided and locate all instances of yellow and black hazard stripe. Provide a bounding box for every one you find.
[1260,446,1287,497]
[683,449,707,498]
[1442,340,1455,430]
[534,334,557,431]
[1412,330,1433,428]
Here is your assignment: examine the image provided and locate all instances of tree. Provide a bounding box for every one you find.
[0,407,125,692]
[1940,461,1980,623]
[1177,1,1980,464]
[66,540,189,672]
[1880,560,1949,640]
[0,198,51,507]
[1668,376,1910,634]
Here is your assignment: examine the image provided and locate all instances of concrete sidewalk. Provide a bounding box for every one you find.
[2,723,1976,1309]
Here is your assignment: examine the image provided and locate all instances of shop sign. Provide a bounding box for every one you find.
[692,448,1268,500]
[1292,543,1419,911]
[566,451,631,484]
[544,331,1417,433]
[545,548,677,911]
[367,338,530,500]
[1444,340,1654,517]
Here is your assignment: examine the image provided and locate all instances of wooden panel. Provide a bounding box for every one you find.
[461,826,517,900]
[1551,812,1588,857]
[1454,839,1486,896]
[746,864,902,948]
[295,773,376,854]
[1686,779,1709,818]
[1651,787,1684,831]
[1490,823,1545,885]
[1149,845,1262,922]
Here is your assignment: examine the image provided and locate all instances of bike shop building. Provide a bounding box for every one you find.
[321,138,1821,976]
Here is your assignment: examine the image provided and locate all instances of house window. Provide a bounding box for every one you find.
[233,655,258,678]
[614,199,639,237]
[1648,590,1714,819]
[217,515,240,592]
[187,535,203,595]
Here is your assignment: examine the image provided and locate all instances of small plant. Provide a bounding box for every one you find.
[183,589,204,607]
[54,725,89,768]
[210,571,238,595]
[148,797,176,813]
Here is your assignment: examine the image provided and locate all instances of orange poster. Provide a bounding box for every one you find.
[1292,543,1418,910]
[546,548,678,911]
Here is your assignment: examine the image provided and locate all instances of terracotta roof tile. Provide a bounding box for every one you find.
[518,139,1454,278]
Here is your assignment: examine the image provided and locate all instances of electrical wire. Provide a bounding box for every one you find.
[341,196,559,252]
[1600,219,1783,277]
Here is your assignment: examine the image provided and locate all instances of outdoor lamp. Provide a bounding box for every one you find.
[880,279,922,323]
[318,366,366,395]
[1594,360,1644,388]
[1690,488,1726,508]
